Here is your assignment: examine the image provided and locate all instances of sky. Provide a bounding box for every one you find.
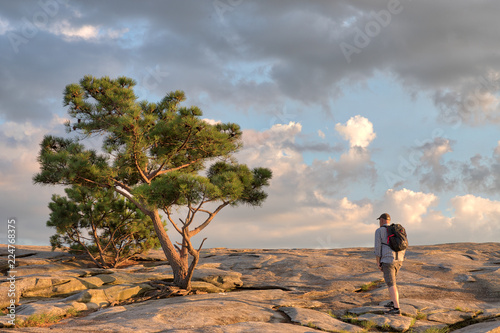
[1,0,500,250]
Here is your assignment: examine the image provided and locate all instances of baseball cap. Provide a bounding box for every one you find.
[377,213,391,220]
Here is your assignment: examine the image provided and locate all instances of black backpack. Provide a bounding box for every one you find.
[383,224,408,254]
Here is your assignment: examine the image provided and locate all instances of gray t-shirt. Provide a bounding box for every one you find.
[374,226,405,263]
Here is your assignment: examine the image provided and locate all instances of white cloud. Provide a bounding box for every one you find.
[238,122,304,178]
[335,115,376,148]
[48,20,129,41]
[382,188,439,225]
[238,120,377,198]
[370,188,457,246]
[372,189,500,245]
[50,21,99,40]
[0,17,10,35]
[202,192,375,249]
[318,129,325,139]
[217,122,380,248]
[450,195,500,237]
[65,25,98,39]
[202,118,221,125]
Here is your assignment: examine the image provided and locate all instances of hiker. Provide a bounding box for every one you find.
[374,213,406,315]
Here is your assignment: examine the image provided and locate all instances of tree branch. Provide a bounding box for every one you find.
[184,203,194,228]
[197,238,207,252]
[163,208,182,234]
[148,157,203,179]
[132,130,150,184]
[89,214,107,266]
[174,242,182,253]
[148,127,194,181]
[69,227,106,268]
[190,201,230,237]
[111,178,132,193]
[114,187,151,217]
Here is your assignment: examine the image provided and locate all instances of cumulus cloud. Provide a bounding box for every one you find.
[381,188,439,225]
[238,119,377,198]
[202,118,221,125]
[189,120,379,248]
[238,122,306,182]
[200,190,375,249]
[373,188,454,246]
[449,194,500,242]
[199,186,500,248]
[370,188,500,245]
[335,115,376,148]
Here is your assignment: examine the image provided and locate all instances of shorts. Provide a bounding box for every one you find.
[381,261,403,287]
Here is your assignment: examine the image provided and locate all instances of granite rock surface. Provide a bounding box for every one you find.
[1,243,500,332]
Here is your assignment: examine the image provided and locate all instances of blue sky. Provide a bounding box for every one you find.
[1,1,500,249]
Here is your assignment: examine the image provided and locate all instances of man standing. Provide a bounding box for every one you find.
[374,213,405,315]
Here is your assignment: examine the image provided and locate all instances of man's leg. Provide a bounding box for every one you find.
[388,285,400,309]
[382,262,401,315]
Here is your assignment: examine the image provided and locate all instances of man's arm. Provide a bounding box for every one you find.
[374,228,383,270]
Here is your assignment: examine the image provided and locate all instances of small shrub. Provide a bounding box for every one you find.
[381,323,392,330]
[15,313,62,327]
[15,308,81,328]
[360,319,377,330]
[358,279,384,292]
[66,307,79,317]
[306,322,318,329]
[341,313,358,321]
[416,311,428,320]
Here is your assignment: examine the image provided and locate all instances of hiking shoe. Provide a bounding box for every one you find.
[386,307,401,316]
[384,301,394,308]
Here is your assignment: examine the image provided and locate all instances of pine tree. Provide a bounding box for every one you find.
[34,75,272,289]
[47,185,162,268]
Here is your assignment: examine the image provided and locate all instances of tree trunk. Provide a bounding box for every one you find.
[148,210,191,289]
